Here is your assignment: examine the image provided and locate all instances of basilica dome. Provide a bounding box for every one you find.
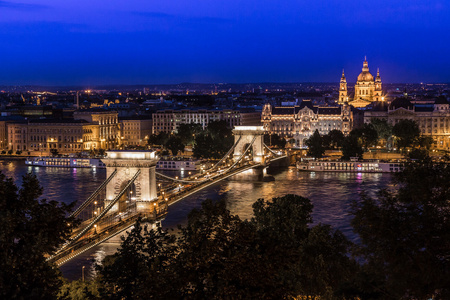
[357,70,374,82]
[357,58,374,82]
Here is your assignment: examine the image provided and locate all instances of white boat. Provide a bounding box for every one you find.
[25,157,106,168]
[296,160,404,173]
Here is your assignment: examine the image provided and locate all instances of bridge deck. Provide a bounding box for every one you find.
[52,150,288,266]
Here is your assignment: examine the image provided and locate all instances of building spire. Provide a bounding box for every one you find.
[362,56,369,71]
[340,69,346,82]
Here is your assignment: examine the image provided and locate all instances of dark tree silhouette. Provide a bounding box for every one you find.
[0,173,78,299]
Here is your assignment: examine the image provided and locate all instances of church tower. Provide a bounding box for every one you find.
[374,68,383,102]
[339,70,348,104]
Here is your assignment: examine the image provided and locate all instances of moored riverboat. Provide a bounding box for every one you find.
[296,160,403,173]
[25,157,106,168]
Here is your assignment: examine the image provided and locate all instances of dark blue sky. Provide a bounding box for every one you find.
[0,0,449,85]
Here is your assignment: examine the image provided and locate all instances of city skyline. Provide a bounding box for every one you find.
[0,0,449,85]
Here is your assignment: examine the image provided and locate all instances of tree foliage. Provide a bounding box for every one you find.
[97,195,356,299]
[351,160,450,299]
[58,279,101,300]
[193,121,233,159]
[96,219,179,299]
[147,132,169,147]
[370,118,392,146]
[305,129,325,158]
[392,119,421,151]
[351,124,378,150]
[341,134,363,160]
[165,135,185,156]
[326,129,345,149]
[264,133,287,149]
[0,172,78,299]
[177,123,203,145]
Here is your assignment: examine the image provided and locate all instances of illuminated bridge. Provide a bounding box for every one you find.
[48,126,287,266]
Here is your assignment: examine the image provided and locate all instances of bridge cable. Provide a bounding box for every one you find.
[50,170,141,260]
[222,135,257,173]
[205,135,242,172]
[263,143,281,156]
[155,172,206,183]
[70,169,118,218]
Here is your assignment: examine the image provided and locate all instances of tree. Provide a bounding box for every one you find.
[326,129,345,149]
[351,160,450,299]
[351,124,378,151]
[50,148,59,157]
[98,195,355,299]
[98,149,106,157]
[305,130,325,158]
[58,279,101,300]
[193,121,233,159]
[148,132,169,147]
[370,118,392,148]
[166,135,185,156]
[0,172,78,299]
[264,133,287,149]
[96,219,179,300]
[341,135,363,160]
[176,123,203,145]
[193,133,214,158]
[417,135,434,150]
[407,148,429,161]
[392,119,420,152]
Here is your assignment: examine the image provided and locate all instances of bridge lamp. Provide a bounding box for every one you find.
[94,211,97,215]
[94,201,97,205]
[165,198,168,201]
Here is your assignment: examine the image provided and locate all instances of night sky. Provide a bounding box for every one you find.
[0,0,449,85]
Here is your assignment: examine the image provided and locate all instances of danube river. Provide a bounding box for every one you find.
[0,159,392,280]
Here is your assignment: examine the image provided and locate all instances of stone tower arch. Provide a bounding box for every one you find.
[102,151,159,215]
[232,126,265,164]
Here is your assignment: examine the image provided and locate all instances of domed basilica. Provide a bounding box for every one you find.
[338,57,383,108]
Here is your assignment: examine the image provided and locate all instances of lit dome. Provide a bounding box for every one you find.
[357,71,374,82]
[357,58,374,82]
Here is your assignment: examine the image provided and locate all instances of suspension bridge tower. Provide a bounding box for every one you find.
[232,126,265,164]
[102,150,159,214]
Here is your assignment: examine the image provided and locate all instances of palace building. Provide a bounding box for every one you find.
[261,100,353,147]
[339,57,384,108]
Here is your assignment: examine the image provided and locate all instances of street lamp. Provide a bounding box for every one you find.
[82,266,85,282]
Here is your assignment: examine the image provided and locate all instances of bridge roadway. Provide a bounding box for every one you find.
[52,155,287,266]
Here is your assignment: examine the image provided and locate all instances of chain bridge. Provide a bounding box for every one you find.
[48,126,287,266]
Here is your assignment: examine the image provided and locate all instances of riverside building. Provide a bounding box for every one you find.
[261,100,353,147]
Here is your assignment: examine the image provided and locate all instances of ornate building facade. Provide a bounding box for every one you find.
[262,100,353,147]
[339,58,384,108]
[364,98,450,150]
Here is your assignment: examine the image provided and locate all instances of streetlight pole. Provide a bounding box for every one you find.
[82,266,85,282]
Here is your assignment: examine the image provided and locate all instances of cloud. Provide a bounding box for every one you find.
[0,0,48,10]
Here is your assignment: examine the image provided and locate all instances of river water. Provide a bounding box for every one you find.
[0,159,392,280]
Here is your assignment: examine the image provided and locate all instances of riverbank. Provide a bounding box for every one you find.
[0,156,26,160]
